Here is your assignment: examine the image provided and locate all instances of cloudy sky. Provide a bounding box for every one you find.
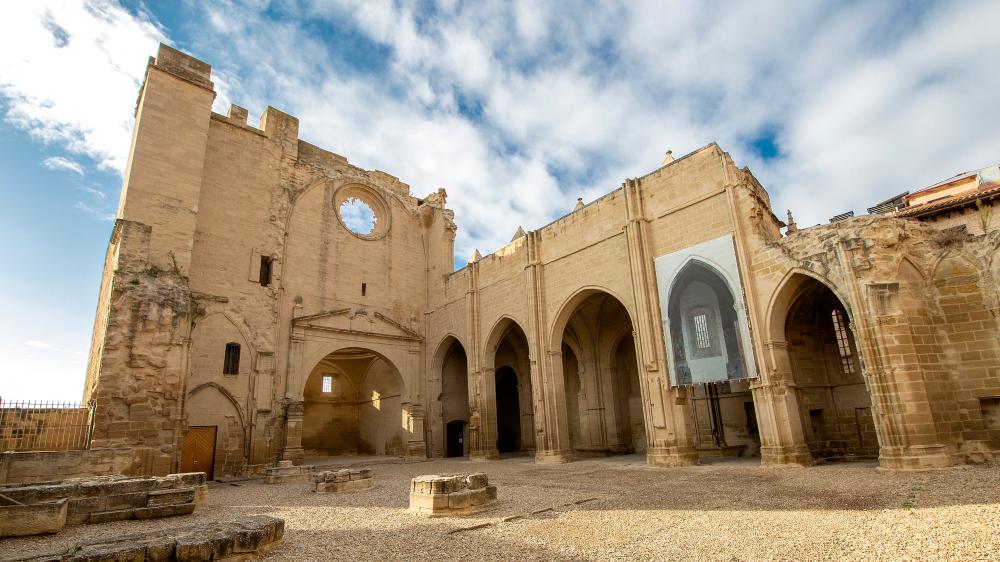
[1,0,998,400]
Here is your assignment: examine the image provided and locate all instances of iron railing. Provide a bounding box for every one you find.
[0,398,95,452]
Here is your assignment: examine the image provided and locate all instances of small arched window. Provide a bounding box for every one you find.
[223,343,241,375]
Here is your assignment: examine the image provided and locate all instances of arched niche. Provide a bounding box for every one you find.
[432,336,469,457]
[301,347,406,457]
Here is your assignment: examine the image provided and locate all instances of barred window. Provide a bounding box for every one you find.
[223,343,241,375]
[694,314,711,349]
[322,375,333,394]
[831,309,855,374]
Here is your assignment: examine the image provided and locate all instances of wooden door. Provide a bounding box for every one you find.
[180,426,217,480]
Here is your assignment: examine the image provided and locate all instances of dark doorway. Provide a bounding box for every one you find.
[446,420,466,457]
[495,367,521,453]
[180,426,217,480]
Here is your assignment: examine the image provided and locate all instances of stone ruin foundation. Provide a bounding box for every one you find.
[312,468,373,493]
[264,461,312,485]
[5,514,284,562]
[409,473,497,516]
[0,473,206,538]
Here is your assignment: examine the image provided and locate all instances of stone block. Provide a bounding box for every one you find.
[172,472,207,486]
[147,488,195,507]
[409,473,497,516]
[134,502,196,519]
[105,478,158,495]
[0,498,67,537]
[144,537,177,562]
[106,491,149,510]
[448,489,472,509]
[89,508,135,524]
[73,542,146,562]
[466,472,488,490]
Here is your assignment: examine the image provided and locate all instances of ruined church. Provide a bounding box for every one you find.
[15,43,997,482]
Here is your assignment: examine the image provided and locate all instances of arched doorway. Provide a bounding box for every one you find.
[667,261,759,458]
[486,319,535,457]
[556,291,646,457]
[302,348,406,457]
[437,337,469,457]
[784,277,877,460]
[495,367,521,453]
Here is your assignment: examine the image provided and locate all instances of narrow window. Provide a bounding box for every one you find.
[361,282,367,296]
[322,375,333,394]
[223,343,241,375]
[831,309,856,374]
[259,256,273,286]
[694,314,711,349]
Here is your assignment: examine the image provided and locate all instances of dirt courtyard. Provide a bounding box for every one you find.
[4,456,999,561]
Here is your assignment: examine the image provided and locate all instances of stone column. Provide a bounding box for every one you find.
[836,242,951,470]
[279,400,305,464]
[526,231,573,463]
[406,403,428,460]
[753,341,813,466]
[466,258,500,461]
[622,178,698,467]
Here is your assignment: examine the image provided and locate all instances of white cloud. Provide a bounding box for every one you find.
[42,155,84,175]
[0,0,166,171]
[24,340,52,349]
[4,0,1000,254]
[74,200,114,221]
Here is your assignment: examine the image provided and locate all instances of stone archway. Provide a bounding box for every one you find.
[479,317,536,459]
[301,347,406,458]
[434,336,469,457]
[783,278,877,460]
[553,290,645,458]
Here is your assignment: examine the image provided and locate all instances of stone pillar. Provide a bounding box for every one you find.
[753,341,813,466]
[526,231,572,463]
[837,243,952,470]
[466,259,499,461]
[279,400,304,465]
[622,178,697,467]
[406,403,428,460]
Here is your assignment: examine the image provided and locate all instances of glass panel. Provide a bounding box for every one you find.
[694,313,711,349]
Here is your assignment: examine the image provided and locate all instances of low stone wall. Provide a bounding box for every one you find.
[0,499,67,538]
[0,472,206,537]
[0,448,159,485]
[5,515,284,562]
[409,473,497,516]
[265,461,312,484]
[312,468,373,493]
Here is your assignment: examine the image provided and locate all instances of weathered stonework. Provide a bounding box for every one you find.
[264,460,312,484]
[312,468,373,493]
[0,472,205,536]
[409,473,497,516]
[65,41,998,485]
[4,515,284,562]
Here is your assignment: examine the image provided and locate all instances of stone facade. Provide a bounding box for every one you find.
[76,43,999,479]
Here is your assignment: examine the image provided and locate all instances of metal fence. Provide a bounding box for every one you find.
[0,398,95,452]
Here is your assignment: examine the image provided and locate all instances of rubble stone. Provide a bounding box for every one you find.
[409,473,497,516]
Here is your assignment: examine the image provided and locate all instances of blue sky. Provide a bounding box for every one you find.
[1,0,999,400]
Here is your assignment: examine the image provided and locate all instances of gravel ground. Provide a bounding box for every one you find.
[4,456,999,561]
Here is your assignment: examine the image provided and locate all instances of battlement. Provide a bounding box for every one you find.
[153,43,213,90]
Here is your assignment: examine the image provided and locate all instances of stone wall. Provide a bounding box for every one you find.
[0,449,148,485]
